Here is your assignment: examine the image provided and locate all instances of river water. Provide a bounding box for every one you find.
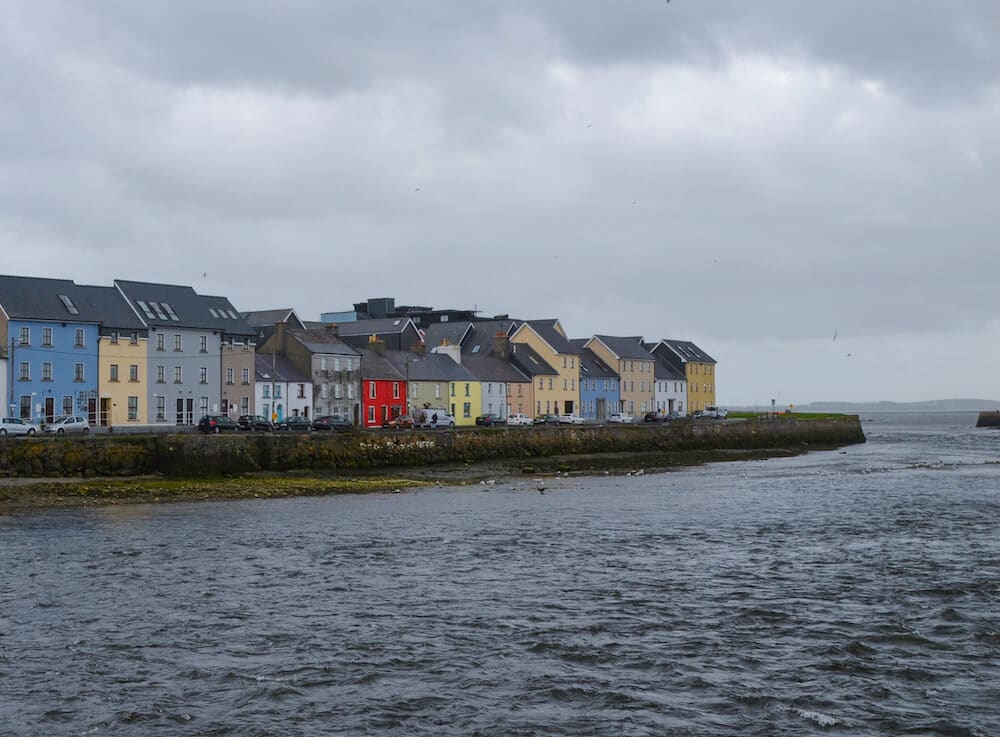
[2,412,998,736]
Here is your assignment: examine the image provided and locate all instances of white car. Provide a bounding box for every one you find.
[607,413,633,424]
[506,413,534,426]
[43,415,92,435]
[701,406,729,419]
[0,417,40,436]
[558,414,586,425]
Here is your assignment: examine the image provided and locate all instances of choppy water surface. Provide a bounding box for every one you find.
[2,412,999,736]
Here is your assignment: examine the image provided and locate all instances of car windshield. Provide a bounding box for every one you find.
[52,416,70,423]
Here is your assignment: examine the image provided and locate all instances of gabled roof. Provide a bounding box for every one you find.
[286,328,360,356]
[242,308,305,330]
[356,348,407,381]
[334,317,420,337]
[423,321,475,350]
[460,320,517,356]
[571,340,619,379]
[643,342,687,381]
[588,334,651,361]
[0,275,141,329]
[509,342,558,377]
[254,354,310,384]
[513,319,579,356]
[657,339,716,365]
[114,280,254,335]
[384,351,479,383]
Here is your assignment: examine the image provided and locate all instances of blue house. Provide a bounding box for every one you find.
[570,339,621,422]
[0,275,117,424]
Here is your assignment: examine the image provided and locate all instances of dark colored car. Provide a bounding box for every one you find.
[643,411,669,423]
[475,413,506,427]
[198,414,240,433]
[238,414,275,432]
[312,414,353,432]
[533,414,561,425]
[275,415,313,432]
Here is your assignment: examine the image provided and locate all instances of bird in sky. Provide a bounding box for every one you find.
[833,331,838,341]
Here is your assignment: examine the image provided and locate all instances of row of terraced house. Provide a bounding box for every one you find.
[1,280,717,429]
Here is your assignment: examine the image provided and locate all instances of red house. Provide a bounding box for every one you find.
[358,340,407,427]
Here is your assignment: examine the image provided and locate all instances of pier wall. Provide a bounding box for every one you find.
[0,418,865,479]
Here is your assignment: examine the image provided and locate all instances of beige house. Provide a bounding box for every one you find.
[510,319,580,416]
[585,335,656,417]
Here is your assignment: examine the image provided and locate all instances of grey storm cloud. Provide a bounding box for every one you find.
[2,1,999,402]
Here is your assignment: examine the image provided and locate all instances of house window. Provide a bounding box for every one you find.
[562,379,567,390]
[297,384,305,399]
[173,334,182,351]
[320,357,328,370]
[562,357,567,368]
[321,385,329,399]
[110,331,119,344]
[347,384,354,399]
[570,358,574,369]
[435,383,441,399]
[571,379,575,390]
[156,333,165,351]
[42,363,52,381]
[464,383,470,397]
[537,401,541,415]
[226,368,234,384]
[157,365,165,383]
[463,402,471,417]
[538,378,543,389]
[200,367,208,384]
[274,385,282,398]
[110,364,119,382]
[333,357,340,371]
[392,382,400,399]
[240,396,249,414]
[263,385,270,398]
[369,382,376,399]
[42,328,53,347]
[200,335,208,352]
[242,368,250,384]
[548,379,553,390]
[130,332,138,344]
[74,329,85,348]
[155,396,165,421]
[130,364,139,382]
[450,383,455,397]
[127,396,138,421]
[74,363,85,381]
[19,395,31,419]
[200,397,209,416]
[368,406,375,424]
[18,327,29,346]
[334,383,342,399]
[62,396,74,416]
[173,366,182,383]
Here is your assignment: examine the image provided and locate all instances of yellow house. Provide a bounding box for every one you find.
[585,335,656,417]
[98,328,149,427]
[428,342,482,426]
[650,339,717,414]
[510,319,580,416]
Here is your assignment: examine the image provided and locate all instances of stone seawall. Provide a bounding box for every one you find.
[0,418,865,479]
[976,411,1000,428]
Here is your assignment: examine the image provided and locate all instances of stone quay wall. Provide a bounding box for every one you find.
[0,417,865,479]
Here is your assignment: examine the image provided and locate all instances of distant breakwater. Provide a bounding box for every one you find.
[976,411,1000,428]
[0,418,865,479]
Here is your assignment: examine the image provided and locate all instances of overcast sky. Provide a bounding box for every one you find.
[3,2,998,405]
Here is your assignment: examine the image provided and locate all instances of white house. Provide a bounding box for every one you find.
[649,348,686,415]
[255,354,313,422]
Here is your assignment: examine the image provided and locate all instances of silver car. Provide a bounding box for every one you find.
[0,417,40,436]
[43,415,92,435]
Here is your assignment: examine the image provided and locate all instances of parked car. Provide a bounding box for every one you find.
[0,417,40,436]
[313,414,353,432]
[275,415,313,432]
[412,408,455,429]
[558,414,586,425]
[533,414,561,425]
[383,415,415,430]
[197,414,239,433]
[701,406,729,419]
[43,415,91,435]
[237,414,274,432]
[506,413,534,426]
[475,413,506,427]
[643,411,669,423]
[607,412,633,424]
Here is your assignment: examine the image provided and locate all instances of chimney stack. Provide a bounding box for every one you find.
[368,334,386,356]
[412,340,426,357]
[325,322,339,336]
[493,331,510,360]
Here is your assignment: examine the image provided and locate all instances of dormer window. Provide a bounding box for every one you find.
[58,294,80,315]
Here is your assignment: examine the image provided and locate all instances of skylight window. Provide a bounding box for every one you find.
[471,345,481,353]
[58,294,80,315]
[136,300,156,320]
[209,308,220,318]
[150,302,168,320]
[161,303,180,321]
[226,310,239,320]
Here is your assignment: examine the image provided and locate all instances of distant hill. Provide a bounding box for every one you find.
[791,399,1000,413]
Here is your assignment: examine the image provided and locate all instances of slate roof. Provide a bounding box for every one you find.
[242,308,305,329]
[590,334,650,361]
[657,339,716,365]
[570,340,619,379]
[114,280,254,335]
[0,275,141,329]
[509,342,558,377]
[384,351,479,383]
[254,354,310,384]
[523,319,579,355]
[334,317,419,337]
[643,342,687,381]
[287,328,360,356]
[356,348,407,381]
[422,321,474,349]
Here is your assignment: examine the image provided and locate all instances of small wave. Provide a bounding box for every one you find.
[795,708,840,727]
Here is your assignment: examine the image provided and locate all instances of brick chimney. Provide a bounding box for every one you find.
[493,331,509,360]
[325,322,339,336]
[412,340,426,357]
[368,334,386,356]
